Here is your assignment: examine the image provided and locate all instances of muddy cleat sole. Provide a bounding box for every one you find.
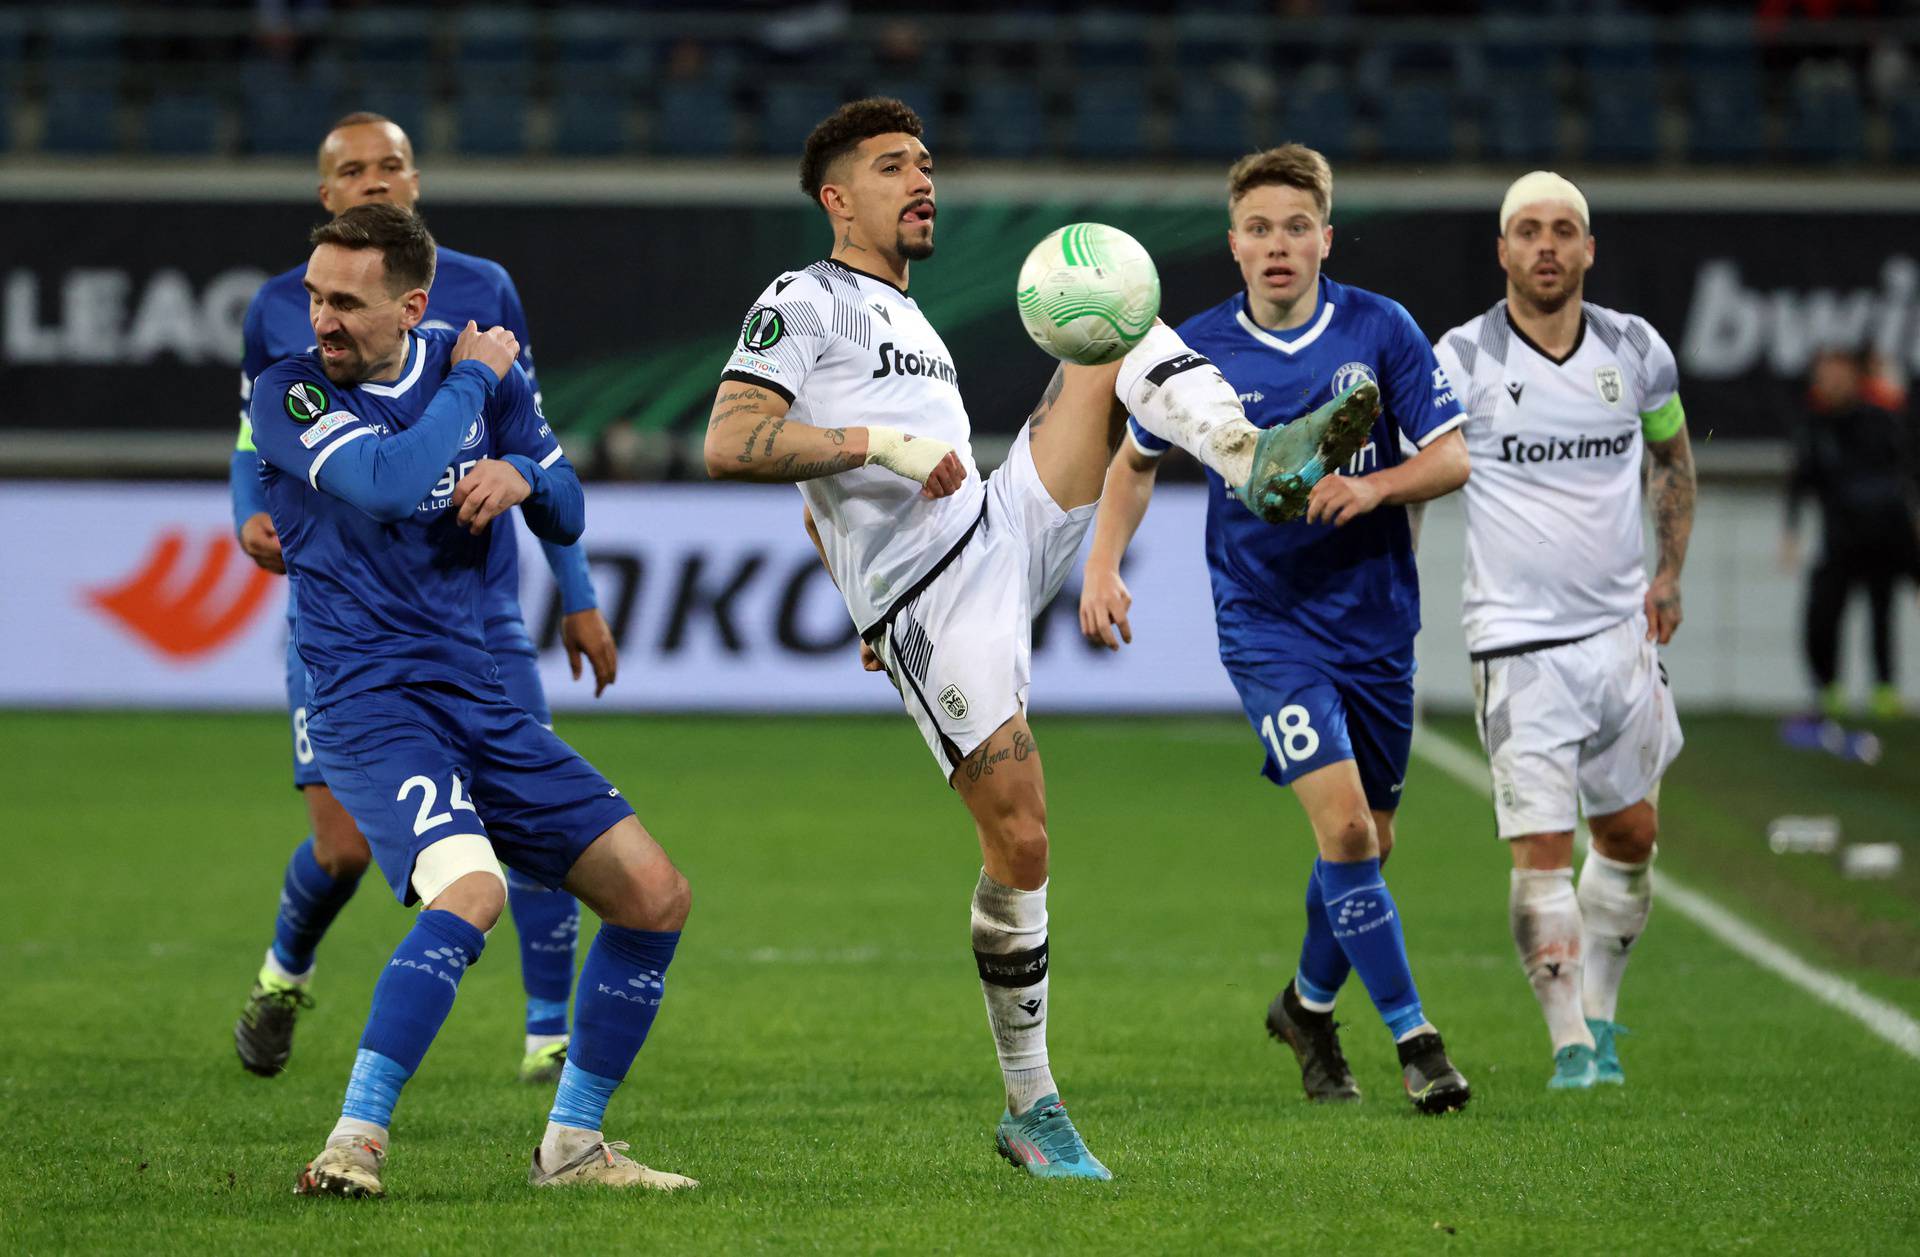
[518,1041,568,1085]
[529,1140,698,1191]
[1549,1043,1602,1090]
[294,1136,384,1199]
[995,1093,1113,1181]
[1587,1018,1628,1086]
[1397,1030,1472,1115]
[235,965,314,1078]
[1239,380,1381,523]
[1265,981,1361,1103]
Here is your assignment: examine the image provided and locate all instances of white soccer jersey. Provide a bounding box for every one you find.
[722,259,984,633]
[1432,301,1686,655]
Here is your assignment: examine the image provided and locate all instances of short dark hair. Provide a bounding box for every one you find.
[310,204,437,295]
[798,97,924,207]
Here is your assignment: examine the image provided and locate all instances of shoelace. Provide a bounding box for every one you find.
[1023,1105,1090,1162]
[262,985,316,1012]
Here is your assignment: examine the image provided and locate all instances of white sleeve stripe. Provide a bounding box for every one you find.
[538,446,563,469]
[1417,413,1468,447]
[307,426,374,488]
[1126,427,1168,459]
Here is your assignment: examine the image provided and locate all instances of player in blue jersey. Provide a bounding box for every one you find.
[1079,145,1475,1113]
[252,204,695,1197]
[229,112,613,1087]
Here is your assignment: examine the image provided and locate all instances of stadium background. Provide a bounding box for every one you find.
[3,5,1918,1253]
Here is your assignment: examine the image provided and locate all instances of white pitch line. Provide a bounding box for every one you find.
[1410,724,1920,1063]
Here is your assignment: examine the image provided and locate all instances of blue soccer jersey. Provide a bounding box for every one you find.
[1129,275,1466,667]
[230,246,597,638]
[249,328,584,710]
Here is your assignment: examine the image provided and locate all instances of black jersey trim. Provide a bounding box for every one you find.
[718,370,795,405]
[822,256,909,295]
[859,498,988,645]
[1504,308,1587,367]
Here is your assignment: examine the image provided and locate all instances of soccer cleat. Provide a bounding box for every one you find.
[528,1140,698,1190]
[234,965,315,1077]
[1238,380,1381,524]
[1397,1031,1472,1115]
[994,1094,1113,1181]
[294,1136,384,1198]
[1548,1043,1602,1090]
[518,1041,568,1085]
[1587,1017,1628,1086]
[1265,981,1361,1103]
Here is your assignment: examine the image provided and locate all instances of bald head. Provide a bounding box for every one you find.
[317,115,420,216]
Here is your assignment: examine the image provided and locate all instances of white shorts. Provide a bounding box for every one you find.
[869,426,1097,779]
[1470,611,1684,839]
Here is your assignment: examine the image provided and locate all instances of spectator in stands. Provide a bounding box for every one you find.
[1782,347,1920,718]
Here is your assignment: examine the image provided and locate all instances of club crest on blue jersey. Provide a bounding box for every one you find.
[285,381,327,423]
[460,416,486,450]
[1332,361,1378,398]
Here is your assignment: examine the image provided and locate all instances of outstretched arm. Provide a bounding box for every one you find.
[1644,424,1697,644]
[1078,442,1162,650]
[703,380,966,496]
[1305,428,1469,527]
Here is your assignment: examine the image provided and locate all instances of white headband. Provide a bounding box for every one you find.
[1499,171,1589,233]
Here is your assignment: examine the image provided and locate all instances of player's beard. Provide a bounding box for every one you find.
[896,228,935,262]
[317,338,366,384]
[1518,267,1582,316]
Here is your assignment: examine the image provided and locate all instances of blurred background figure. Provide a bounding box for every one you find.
[1782,347,1920,719]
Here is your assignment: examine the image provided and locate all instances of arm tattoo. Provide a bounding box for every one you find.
[771,450,862,480]
[1646,429,1697,583]
[1027,366,1066,429]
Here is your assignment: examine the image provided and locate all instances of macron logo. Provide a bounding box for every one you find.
[87,529,275,660]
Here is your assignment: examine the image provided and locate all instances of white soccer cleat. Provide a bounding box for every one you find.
[294,1135,385,1198]
[528,1140,698,1191]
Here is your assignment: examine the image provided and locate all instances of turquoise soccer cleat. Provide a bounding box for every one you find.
[994,1094,1112,1181]
[1238,379,1381,524]
[1548,1042,1602,1090]
[1587,1018,1628,1086]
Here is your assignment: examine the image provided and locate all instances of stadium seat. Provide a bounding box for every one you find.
[346,8,435,79]
[1070,13,1153,73]
[552,86,633,157]
[41,87,119,155]
[44,7,123,86]
[866,80,944,140]
[455,88,529,157]
[242,72,341,157]
[1889,91,1920,163]
[964,79,1047,159]
[1070,73,1149,161]
[1585,74,1661,164]
[1581,14,1658,81]
[143,90,222,156]
[354,88,430,151]
[1276,83,1354,161]
[1785,79,1866,165]
[1173,78,1254,160]
[653,81,737,157]
[760,81,842,156]
[1377,84,1454,164]
[1481,78,1558,163]
[454,7,538,91]
[1686,71,1764,163]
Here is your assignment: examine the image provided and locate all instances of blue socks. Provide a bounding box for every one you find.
[1317,857,1426,1040]
[342,909,487,1128]
[1295,859,1353,1008]
[270,836,361,975]
[506,869,580,1037]
[550,925,680,1131]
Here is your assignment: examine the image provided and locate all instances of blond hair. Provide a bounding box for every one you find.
[1227,144,1333,222]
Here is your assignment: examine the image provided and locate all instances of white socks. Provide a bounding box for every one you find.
[263,947,313,987]
[525,1032,568,1055]
[1577,849,1655,1023]
[970,870,1057,1116]
[1116,324,1258,488]
[1510,869,1593,1051]
[327,1116,387,1148]
[540,1121,602,1166]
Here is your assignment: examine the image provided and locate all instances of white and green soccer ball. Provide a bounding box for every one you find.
[1015,222,1161,366]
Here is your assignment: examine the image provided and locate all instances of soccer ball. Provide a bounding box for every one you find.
[1015,223,1161,366]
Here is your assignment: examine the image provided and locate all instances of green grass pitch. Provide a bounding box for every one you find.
[4,711,1917,1254]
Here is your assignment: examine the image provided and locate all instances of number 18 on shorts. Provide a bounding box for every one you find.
[1224,657,1416,812]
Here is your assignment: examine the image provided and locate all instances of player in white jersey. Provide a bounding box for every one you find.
[1431,172,1696,1091]
[704,99,1365,1179]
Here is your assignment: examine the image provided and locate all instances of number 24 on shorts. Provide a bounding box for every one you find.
[1260,704,1321,769]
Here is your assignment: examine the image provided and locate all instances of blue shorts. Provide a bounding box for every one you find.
[1222,650,1415,812]
[306,682,633,904]
[285,621,550,787]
